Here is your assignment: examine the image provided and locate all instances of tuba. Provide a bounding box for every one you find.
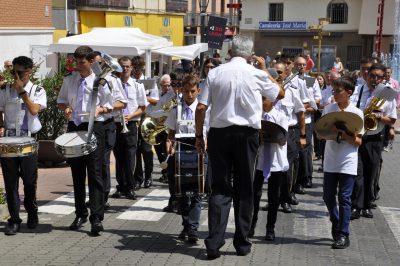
[141,96,178,145]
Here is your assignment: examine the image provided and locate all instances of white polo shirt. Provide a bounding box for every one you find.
[322,102,364,175]
[57,71,113,122]
[0,81,47,134]
[101,74,127,119]
[198,57,279,129]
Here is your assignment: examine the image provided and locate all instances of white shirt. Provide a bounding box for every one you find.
[351,83,397,135]
[199,57,279,129]
[256,107,289,172]
[321,85,333,108]
[135,74,159,110]
[0,81,46,134]
[120,77,147,122]
[277,85,305,127]
[57,71,113,122]
[102,74,127,119]
[165,99,198,134]
[322,103,364,175]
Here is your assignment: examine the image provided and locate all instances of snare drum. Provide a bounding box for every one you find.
[55,131,97,158]
[174,137,205,196]
[0,136,38,157]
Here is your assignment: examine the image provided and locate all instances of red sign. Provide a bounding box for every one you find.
[227,3,242,8]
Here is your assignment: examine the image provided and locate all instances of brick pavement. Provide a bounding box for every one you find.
[0,142,399,265]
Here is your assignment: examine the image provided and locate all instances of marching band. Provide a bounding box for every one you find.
[0,34,398,258]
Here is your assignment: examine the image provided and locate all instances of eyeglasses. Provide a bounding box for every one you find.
[171,81,182,87]
[369,73,384,80]
[11,69,28,76]
[5,65,12,68]
[205,65,215,69]
[276,70,284,75]
[296,63,307,66]
[332,89,345,94]
[161,84,171,87]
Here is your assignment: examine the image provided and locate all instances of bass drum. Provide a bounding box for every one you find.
[55,131,97,158]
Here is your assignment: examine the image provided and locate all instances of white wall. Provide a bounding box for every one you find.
[359,0,396,35]
[0,29,54,77]
[241,0,362,32]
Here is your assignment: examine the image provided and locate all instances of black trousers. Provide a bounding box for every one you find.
[353,134,383,209]
[313,111,323,157]
[154,130,168,177]
[102,118,116,201]
[113,121,138,192]
[298,123,313,184]
[179,194,202,231]
[134,130,153,184]
[280,126,299,203]
[67,121,105,223]
[205,126,259,254]
[252,170,284,231]
[1,154,38,224]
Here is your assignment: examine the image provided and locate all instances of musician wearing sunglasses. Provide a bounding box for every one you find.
[350,63,397,220]
[319,76,363,249]
[0,56,47,235]
[57,46,113,235]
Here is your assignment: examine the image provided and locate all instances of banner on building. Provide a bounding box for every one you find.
[259,21,307,30]
[166,0,188,12]
[205,16,227,49]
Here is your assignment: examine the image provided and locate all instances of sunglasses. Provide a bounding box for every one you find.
[276,70,284,75]
[171,81,182,87]
[369,73,384,80]
[11,69,28,76]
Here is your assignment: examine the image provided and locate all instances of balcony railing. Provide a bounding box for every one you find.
[75,0,130,9]
[184,12,239,27]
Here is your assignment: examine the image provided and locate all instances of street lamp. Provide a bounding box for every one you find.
[198,0,210,66]
[309,18,330,74]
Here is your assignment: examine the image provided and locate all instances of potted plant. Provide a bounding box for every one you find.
[36,56,74,166]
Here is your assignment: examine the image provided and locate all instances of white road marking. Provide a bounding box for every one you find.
[38,191,86,215]
[379,206,400,245]
[201,206,235,229]
[116,189,170,221]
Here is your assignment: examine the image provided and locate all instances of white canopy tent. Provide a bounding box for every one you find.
[48,27,208,76]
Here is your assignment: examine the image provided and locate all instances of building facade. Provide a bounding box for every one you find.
[240,0,396,71]
[0,0,53,76]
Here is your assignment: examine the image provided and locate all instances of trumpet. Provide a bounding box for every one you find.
[282,71,299,87]
[120,111,130,134]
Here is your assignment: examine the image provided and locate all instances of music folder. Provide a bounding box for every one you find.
[137,79,156,92]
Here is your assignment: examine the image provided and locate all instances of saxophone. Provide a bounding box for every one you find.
[140,96,178,145]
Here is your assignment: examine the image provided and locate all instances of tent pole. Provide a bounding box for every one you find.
[145,49,152,78]
[159,54,164,76]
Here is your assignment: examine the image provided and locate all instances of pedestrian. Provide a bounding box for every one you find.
[320,76,363,249]
[305,54,314,74]
[195,34,283,259]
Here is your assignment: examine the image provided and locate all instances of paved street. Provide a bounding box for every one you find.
[0,138,400,266]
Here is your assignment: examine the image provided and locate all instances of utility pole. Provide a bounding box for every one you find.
[199,0,210,67]
[309,18,330,74]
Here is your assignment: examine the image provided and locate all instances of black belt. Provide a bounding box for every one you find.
[289,125,299,130]
[103,117,114,125]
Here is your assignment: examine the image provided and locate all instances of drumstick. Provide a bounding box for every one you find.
[160,155,170,170]
[77,113,90,117]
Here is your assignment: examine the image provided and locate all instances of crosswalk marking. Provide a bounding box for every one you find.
[116,189,170,221]
[201,206,236,229]
[38,191,84,215]
[379,206,400,245]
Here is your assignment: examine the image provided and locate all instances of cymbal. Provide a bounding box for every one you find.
[261,120,287,143]
[314,111,363,140]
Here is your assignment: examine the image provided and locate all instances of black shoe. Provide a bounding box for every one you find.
[207,249,221,260]
[236,249,250,256]
[125,190,137,200]
[188,230,199,243]
[163,205,175,213]
[295,184,305,194]
[135,182,143,191]
[265,230,275,241]
[317,167,324,173]
[332,235,350,249]
[304,177,313,188]
[111,191,122,199]
[289,194,299,205]
[91,221,104,234]
[281,203,292,213]
[69,217,88,230]
[5,223,20,235]
[370,202,377,209]
[362,209,373,218]
[178,229,188,239]
[27,215,39,229]
[350,208,360,220]
[261,203,269,211]
[144,180,152,188]
[104,202,110,210]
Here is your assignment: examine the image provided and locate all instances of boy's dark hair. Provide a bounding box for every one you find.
[73,45,95,60]
[12,56,33,69]
[182,73,200,89]
[368,63,386,73]
[170,68,185,81]
[131,56,145,69]
[332,76,356,93]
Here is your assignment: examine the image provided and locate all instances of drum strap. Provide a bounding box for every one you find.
[87,78,100,143]
[356,85,365,108]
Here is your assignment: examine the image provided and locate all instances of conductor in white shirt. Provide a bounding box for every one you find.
[195,35,284,259]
